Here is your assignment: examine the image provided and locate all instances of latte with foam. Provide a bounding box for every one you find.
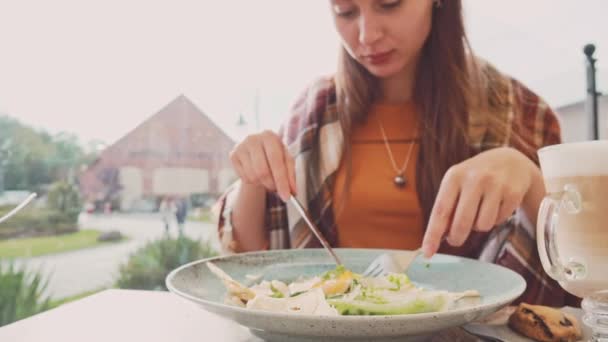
[538,141,608,298]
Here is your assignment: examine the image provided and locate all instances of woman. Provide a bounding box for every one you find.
[159,196,176,234]
[217,0,575,306]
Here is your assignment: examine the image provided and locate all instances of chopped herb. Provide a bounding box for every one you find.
[321,264,347,280]
[347,278,360,293]
[270,284,284,298]
[387,274,411,291]
[356,288,388,304]
[425,263,431,269]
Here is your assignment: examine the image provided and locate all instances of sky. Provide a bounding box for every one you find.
[0,0,606,146]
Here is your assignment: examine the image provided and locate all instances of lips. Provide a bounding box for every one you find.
[363,50,394,65]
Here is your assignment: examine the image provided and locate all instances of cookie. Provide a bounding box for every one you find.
[508,303,582,342]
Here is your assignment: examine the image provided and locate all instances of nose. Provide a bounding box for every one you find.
[358,14,382,46]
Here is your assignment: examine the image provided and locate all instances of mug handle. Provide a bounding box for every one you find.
[536,184,586,281]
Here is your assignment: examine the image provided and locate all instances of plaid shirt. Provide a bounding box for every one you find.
[217,63,578,307]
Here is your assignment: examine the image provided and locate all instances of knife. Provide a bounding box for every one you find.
[289,195,342,265]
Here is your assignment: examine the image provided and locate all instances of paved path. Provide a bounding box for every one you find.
[11,213,219,300]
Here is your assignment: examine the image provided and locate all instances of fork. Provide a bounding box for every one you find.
[362,248,422,277]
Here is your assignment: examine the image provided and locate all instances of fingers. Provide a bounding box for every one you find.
[263,137,291,201]
[422,168,460,258]
[447,182,483,246]
[474,186,502,232]
[228,130,296,202]
[496,187,522,224]
[249,143,275,191]
[423,148,533,258]
[230,153,253,184]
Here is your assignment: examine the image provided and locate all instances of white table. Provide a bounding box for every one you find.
[0,289,260,342]
[0,289,485,342]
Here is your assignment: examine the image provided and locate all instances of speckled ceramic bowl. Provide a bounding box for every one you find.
[166,249,525,342]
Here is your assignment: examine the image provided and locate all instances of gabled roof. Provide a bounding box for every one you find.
[96,95,235,163]
[107,94,234,151]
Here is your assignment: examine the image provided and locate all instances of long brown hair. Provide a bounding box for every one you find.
[331,0,500,226]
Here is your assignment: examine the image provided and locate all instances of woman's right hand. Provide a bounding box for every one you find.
[229,130,297,202]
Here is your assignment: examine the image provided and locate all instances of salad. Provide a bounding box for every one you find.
[207,262,479,316]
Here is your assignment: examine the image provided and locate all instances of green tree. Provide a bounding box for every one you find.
[0,115,101,191]
[0,117,54,190]
[49,133,83,182]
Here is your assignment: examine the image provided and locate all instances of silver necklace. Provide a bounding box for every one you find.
[378,121,417,188]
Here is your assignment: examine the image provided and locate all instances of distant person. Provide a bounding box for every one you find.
[175,197,188,236]
[84,201,95,214]
[159,196,176,234]
[103,201,112,214]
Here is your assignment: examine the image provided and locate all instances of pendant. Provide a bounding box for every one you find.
[394,174,407,188]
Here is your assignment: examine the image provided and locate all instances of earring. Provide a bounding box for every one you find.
[434,0,442,8]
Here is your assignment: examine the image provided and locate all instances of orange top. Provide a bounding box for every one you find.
[333,102,423,249]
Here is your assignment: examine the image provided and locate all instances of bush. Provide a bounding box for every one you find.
[0,185,81,239]
[47,181,81,217]
[115,236,218,291]
[0,208,78,239]
[0,262,51,327]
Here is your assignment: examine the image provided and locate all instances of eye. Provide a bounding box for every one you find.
[379,0,401,10]
[333,5,357,18]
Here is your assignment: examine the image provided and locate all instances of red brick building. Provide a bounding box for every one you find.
[79,95,236,211]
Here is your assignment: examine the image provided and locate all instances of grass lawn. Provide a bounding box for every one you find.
[188,210,213,223]
[0,230,126,258]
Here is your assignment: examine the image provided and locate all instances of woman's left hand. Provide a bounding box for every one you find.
[422,147,543,258]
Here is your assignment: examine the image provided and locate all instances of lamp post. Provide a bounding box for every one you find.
[584,44,600,140]
[235,113,248,142]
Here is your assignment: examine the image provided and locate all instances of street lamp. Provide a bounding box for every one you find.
[235,113,249,142]
[584,44,600,140]
[236,113,247,127]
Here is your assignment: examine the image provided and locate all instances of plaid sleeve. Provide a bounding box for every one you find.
[215,181,287,254]
[214,180,270,254]
[265,76,336,250]
[215,181,241,254]
[508,78,562,162]
[493,78,581,307]
[216,76,335,253]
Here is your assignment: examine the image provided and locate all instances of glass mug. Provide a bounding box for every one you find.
[537,141,608,340]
